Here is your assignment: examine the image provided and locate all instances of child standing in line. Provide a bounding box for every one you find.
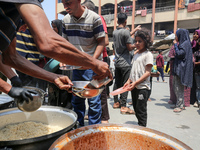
[123,29,153,127]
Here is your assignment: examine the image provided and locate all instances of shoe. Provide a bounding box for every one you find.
[171,106,185,110]
[113,102,121,109]
[101,120,109,124]
[120,107,135,115]
[168,100,173,104]
[193,102,198,107]
[84,115,88,120]
[173,107,183,113]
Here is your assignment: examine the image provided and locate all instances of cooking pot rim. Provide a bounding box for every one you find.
[0,106,77,146]
[50,123,192,150]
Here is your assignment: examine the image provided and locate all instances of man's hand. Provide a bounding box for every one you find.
[135,25,141,31]
[92,60,113,80]
[10,76,23,87]
[54,75,73,92]
[8,87,37,103]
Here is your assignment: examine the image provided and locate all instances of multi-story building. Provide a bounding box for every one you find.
[56,0,200,47]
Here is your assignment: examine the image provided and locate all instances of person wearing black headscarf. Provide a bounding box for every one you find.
[173,29,193,112]
[51,19,63,36]
[47,19,72,109]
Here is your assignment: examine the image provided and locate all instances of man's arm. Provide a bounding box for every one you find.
[93,37,106,59]
[11,4,111,79]
[130,25,141,36]
[0,55,16,79]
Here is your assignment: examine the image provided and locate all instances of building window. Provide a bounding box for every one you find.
[58,0,62,3]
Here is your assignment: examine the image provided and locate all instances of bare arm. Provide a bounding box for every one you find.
[105,33,109,46]
[14,4,111,79]
[3,38,73,93]
[130,25,141,36]
[93,37,106,59]
[0,55,16,79]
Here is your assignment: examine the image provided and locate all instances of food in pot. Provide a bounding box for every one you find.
[0,121,62,141]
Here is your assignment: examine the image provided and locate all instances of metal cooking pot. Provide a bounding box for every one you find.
[0,106,77,150]
[72,81,104,98]
[0,95,15,110]
[49,124,192,150]
[16,86,46,112]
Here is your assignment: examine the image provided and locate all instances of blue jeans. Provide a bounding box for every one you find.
[157,67,165,81]
[72,69,102,126]
[195,73,200,104]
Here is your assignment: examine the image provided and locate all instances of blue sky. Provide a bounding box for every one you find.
[42,0,64,24]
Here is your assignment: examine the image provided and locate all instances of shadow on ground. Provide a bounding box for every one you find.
[125,121,138,125]
[154,101,173,110]
[197,109,200,115]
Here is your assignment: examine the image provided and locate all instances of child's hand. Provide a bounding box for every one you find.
[173,39,177,44]
[123,80,130,89]
[127,82,136,91]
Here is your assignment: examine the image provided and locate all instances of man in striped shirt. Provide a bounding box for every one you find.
[16,22,47,90]
[62,0,106,126]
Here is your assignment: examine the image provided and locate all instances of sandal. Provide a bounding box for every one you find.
[173,108,182,113]
[128,102,133,105]
[120,107,135,115]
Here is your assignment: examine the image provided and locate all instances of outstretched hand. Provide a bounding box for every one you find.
[92,60,113,80]
[54,75,73,92]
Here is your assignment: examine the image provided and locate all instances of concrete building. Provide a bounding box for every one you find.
[56,0,200,48]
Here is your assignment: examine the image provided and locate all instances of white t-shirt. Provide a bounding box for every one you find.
[129,50,153,90]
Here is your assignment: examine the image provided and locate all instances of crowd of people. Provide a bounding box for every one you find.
[0,0,199,128]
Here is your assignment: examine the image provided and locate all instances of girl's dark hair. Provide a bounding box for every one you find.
[134,28,152,49]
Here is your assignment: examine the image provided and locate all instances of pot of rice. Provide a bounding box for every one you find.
[0,106,77,150]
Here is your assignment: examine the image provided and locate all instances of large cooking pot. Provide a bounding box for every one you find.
[0,106,77,150]
[0,95,15,110]
[49,124,192,150]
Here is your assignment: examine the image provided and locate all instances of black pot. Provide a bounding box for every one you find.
[0,106,77,150]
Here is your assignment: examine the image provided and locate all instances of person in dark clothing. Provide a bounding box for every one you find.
[173,29,193,112]
[112,13,136,114]
[48,19,72,109]
[156,50,165,82]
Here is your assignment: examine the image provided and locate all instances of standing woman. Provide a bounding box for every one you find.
[48,19,72,109]
[173,29,193,112]
[190,30,200,106]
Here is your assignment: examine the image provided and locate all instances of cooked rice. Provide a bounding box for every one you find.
[0,121,63,141]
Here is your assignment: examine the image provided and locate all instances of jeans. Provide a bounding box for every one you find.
[72,69,102,126]
[195,73,200,104]
[113,66,131,107]
[157,67,164,81]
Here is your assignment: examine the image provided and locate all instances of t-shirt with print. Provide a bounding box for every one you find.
[129,50,153,90]
[113,27,133,68]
